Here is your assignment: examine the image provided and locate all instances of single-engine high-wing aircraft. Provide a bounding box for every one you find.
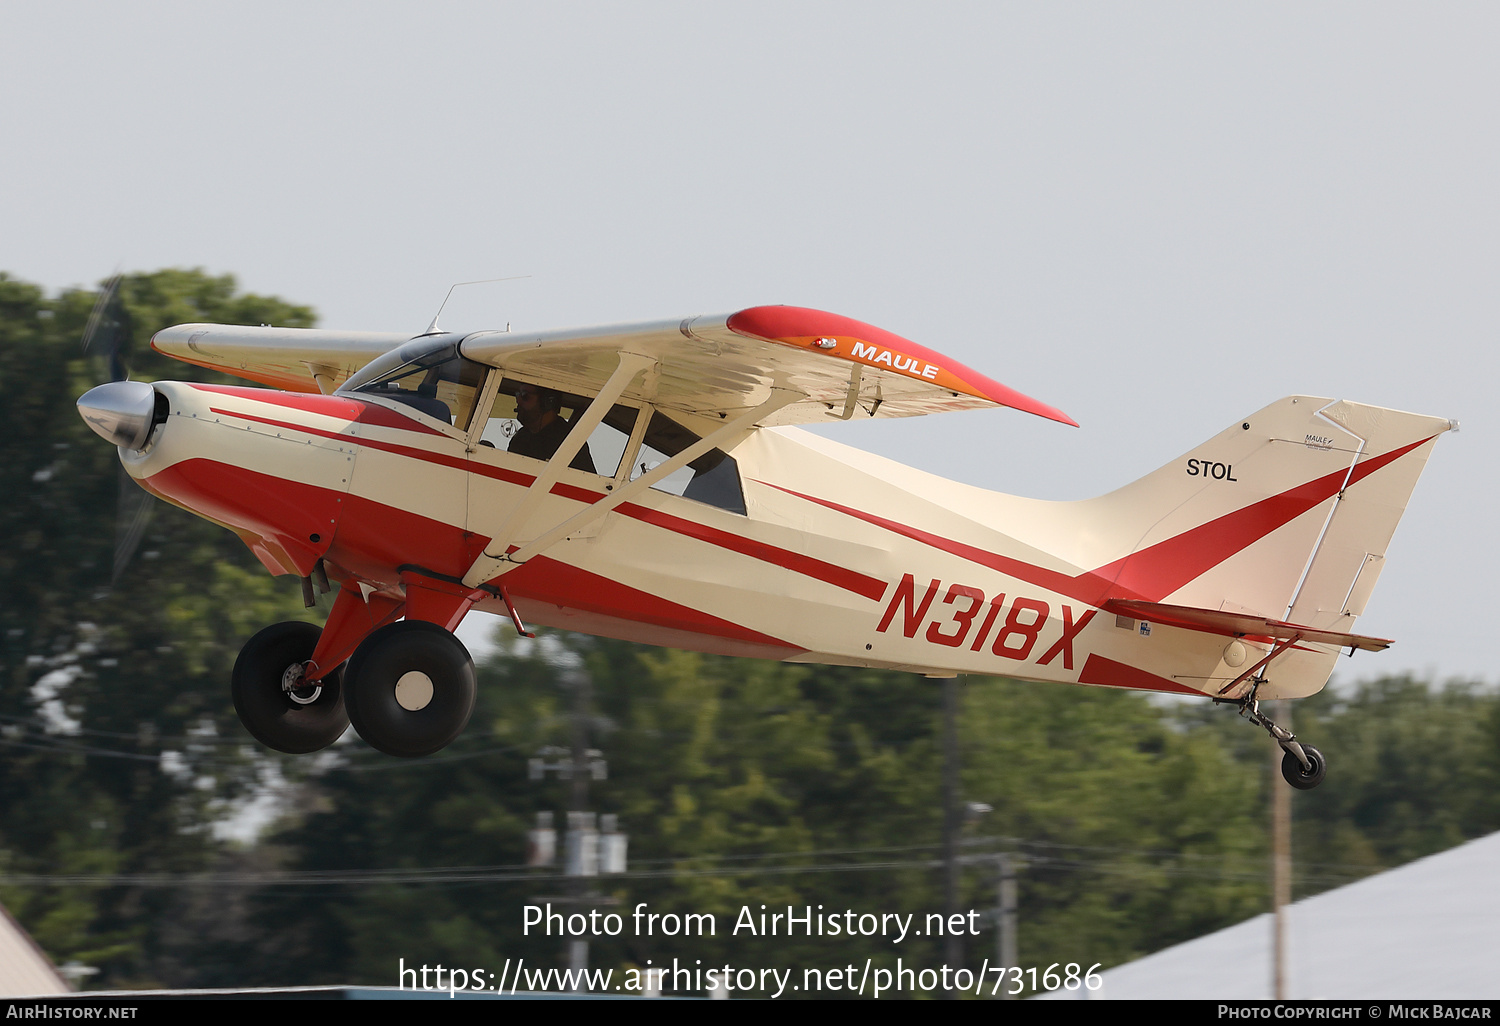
[76,306,1454,787]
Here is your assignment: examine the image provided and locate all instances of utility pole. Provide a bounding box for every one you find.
[567,662,594,978]
[940,674,962,996]
[995,852,1018,1000]
[958,803,1017,1000]
[527,658,626,989]
[1271,700,1291,1000]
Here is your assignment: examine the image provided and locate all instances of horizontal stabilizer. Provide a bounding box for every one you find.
[1104,600,1392,653]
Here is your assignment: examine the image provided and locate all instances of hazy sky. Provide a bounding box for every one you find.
[4,2,1494,683]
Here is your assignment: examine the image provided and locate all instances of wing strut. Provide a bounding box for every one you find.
[466,351,657,581]
[839,364,862,420]
[462,387,802,588]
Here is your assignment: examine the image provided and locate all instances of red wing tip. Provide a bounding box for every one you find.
[1008,401,1079,428]
[728,306,1077,427]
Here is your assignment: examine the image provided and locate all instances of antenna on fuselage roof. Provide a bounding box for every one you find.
[424,275,530,335]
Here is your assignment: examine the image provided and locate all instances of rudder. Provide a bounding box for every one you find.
[1283,401,1453,632]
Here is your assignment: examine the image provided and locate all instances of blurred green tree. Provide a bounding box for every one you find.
[0,270,318,986]
[1289,674,1500,883]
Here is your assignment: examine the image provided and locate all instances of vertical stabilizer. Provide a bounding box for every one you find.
[1049,396,1452,630]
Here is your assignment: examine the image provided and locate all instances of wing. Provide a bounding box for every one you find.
[460,306,1077,428]
[151,324,413,393]
[151,307,1077,428]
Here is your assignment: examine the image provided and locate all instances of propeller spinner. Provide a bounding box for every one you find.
[77,380,160,450]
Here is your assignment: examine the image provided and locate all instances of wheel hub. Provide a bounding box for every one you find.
[394,671,435,711]
[281,662,323,706]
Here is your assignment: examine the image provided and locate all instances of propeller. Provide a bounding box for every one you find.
[81,274,127,382]
[77,275,157,585]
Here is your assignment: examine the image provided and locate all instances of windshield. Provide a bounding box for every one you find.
[338,335,486,430]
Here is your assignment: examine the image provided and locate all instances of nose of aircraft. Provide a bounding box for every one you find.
[77,380,160,450]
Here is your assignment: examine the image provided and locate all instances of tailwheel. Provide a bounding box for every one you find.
[1280,744,1327,790]
[232,621,349,754]
[1217,682,1329,790]
[343,620,476,757]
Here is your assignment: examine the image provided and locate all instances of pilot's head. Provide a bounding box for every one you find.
[514,385,561,429]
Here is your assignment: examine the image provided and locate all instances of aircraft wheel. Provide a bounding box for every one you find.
[232,621,349,754]
[1280,744,1327,790]
[344,620,476,757]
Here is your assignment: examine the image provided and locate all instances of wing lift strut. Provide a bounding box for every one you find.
[459,351,803,634]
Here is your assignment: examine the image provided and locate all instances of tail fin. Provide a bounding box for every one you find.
[1071,396,1452,628]
[1283,400,1454,632]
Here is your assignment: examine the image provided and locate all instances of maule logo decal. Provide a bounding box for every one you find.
[849,341,941,380]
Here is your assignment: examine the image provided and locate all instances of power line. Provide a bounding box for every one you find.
[0,840,1379,890]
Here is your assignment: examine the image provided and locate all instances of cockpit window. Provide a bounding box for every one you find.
[338,336,486,431]
[608,408,746,515]
[476,382,746,515]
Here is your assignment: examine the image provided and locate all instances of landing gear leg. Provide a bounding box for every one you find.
[1217,681,1328,790]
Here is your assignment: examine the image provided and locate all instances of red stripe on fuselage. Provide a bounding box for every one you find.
[763,433,1437,608]
[334,487,799,650]
[545,482,887,602]
[197,388,887,601]
[764,483,1113,605]
[1077,655,1203,696]
[205,399,881,600]
[192,384,446,435]
[618,503,889,602]
[206,405,537,488]
[502,556,799,654]
[141,458,341,576]
[146,454,798,655]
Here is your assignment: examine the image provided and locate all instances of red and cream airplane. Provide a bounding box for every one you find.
[76,306,1452,786]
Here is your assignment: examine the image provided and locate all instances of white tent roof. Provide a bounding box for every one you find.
[0,904,68,996]
[1044,830,1500,1000]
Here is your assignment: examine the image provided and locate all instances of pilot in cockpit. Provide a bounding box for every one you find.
[507,385,596,473]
